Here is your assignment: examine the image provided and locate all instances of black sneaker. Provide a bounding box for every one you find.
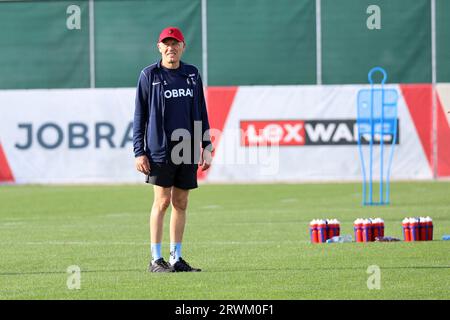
[172,258,202,272]
[149,258,174,273]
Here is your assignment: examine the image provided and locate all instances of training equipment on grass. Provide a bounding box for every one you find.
[402,217,433,241]
[326,234,352,243]
[357,67,398,205]
[374,236,400,242]
[353,218,385,242]
[309,219,340,243]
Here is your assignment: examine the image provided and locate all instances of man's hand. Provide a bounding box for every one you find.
[200,148,213,171]
[135,155,150,175]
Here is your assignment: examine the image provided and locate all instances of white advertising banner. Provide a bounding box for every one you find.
[0,88,142,183]
[0,85,438,184]
[205,85,432,182]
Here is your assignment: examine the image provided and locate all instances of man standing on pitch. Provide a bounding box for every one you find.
[133,27,213,272]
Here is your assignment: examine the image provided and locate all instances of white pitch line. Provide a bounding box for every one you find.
[199,205,222,210]
[280,198,298,203]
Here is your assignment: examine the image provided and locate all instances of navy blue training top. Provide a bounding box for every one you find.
[133,60,212,163]
[160,66,193,141]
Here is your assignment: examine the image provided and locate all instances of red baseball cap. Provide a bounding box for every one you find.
[158,26,185,43]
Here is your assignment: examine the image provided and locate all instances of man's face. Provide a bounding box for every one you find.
[158,38,185,67]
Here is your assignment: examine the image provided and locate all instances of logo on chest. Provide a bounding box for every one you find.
[164,88,194,99]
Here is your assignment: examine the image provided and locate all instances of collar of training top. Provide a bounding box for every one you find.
[156,60,193,78]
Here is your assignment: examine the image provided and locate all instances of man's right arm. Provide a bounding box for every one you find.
[133,71,150,174]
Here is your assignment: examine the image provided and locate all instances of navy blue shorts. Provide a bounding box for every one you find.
[145,162,198,190]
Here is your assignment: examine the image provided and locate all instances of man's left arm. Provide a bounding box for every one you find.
[197,74,214,170]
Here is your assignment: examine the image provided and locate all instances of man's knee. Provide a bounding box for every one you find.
[172,197,188,212]
[153,196,171,212]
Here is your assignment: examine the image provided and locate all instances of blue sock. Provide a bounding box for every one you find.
[151,243,162,262]
[169,243,182,264]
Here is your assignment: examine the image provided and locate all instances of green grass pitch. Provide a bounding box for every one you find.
[0,182,449,299]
